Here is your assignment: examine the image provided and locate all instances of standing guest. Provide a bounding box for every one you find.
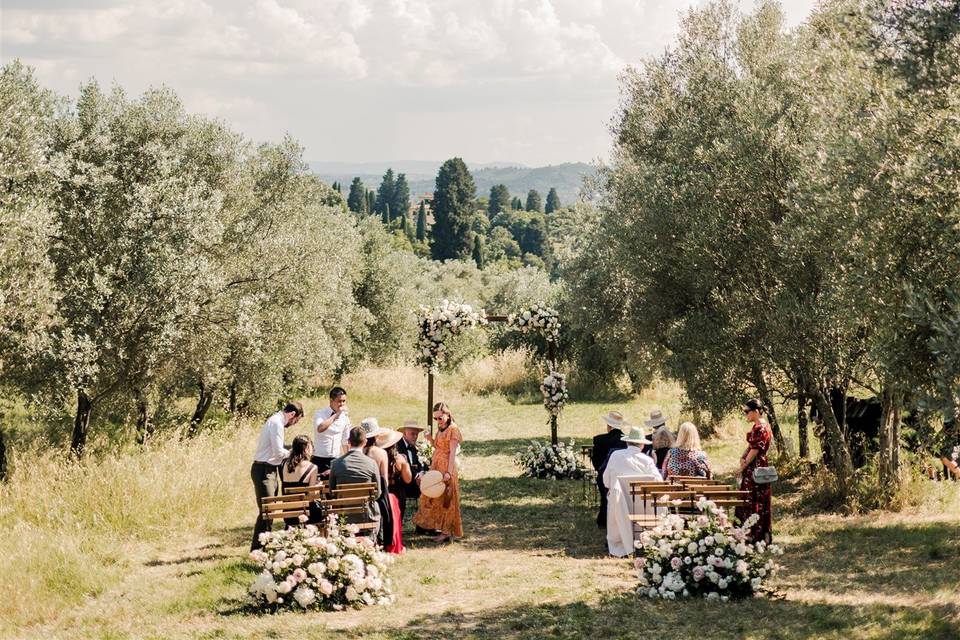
[377,428,412,554]
[415,402,463,543]
[650,425,676,471]
[394,420,427,526]
[602,426,662,557]
[329,426,382,533]
[360,418,393,549]
[662,422,711,480]
[643,408,670,458]
[280,435,319,527]
[592,411,629,528]
[736,399,773,543]
[250,402,303,550]
[312,387,351,476]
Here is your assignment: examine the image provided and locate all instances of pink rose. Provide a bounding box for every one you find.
[670,557,682,570]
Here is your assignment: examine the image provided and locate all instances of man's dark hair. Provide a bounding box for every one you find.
[348,426,366,447]
[283,401,304,417]
[330,386,347,400]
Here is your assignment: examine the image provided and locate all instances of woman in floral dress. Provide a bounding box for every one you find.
[661,422,711,480]
[415,402,463,543]
[736,399,772,543]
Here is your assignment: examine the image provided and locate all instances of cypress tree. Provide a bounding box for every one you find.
[472,234,484,268]
[488,184,511,216]
[400,210,411,237]
[347,177,367,213]
[525,189,542,212]
[545,187,561,213]
[416,201,427,241]
[430,158,477,261]
[375,169,396,217]
[511,196,522,210]
[366,190,376,214]
[382,203,390,225]
[392,173,411,222]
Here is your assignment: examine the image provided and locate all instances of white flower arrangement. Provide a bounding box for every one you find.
[507,303,560,343]
[540,370,568,416]
[514,439,594,480]
[416,439,435,468]
[634,498,783,600]
[416,299,487,372]
[249,517,394,611]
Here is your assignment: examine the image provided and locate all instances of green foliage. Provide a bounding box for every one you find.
[544,187,561,214]
[374,168,395,218]
[488,184,511,216]
[392,172,411,222]
[416,200,427,241]
[430,158,477,261]
[472,234,485,268]
[525,189,542,212]
[347,176,367,213]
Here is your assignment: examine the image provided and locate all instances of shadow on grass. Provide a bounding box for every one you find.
[463,437,594,458]
[336,590,959,640]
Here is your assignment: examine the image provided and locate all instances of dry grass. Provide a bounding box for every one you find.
[3,366,959,640]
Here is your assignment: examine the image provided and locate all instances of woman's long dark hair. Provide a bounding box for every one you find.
[286,435,311,473]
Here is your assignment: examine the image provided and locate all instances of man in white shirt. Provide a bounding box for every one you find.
[312,386,351,476]
[250,401,303,550]
[602,425,662,557]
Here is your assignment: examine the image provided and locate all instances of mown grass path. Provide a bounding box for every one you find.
[10,376,960,639]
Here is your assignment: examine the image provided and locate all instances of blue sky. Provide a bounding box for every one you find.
[1,0,816,166]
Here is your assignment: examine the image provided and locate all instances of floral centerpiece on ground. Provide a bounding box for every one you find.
[634,498,783,600]
[540,370,568,416]
[515,439,593,480]
[417,299,487,372]
[249,517,394,611]
[507,303,560,343]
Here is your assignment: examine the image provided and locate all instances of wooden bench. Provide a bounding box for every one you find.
[259,493,316,523]
[319,482,380,535]
[691,489,751,510]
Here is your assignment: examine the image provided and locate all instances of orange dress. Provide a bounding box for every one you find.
[415,424,463,537]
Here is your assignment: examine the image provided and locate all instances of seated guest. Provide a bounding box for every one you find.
[360,418,393,549]
[394,420,427,526]
[643,408,670,458]
[662,422,711,480]
[651,424,676,471]
[312,386,351,477]
[330,426,382,534]
[281,435,319,527]
[250,402,303,551]
[592,411,629,529]
[377,428,412,554]
[602,426,662,557]
[662,422,712,480]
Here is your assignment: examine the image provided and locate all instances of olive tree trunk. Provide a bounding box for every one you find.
[878,388,902,492]
[187,381,214,437]
[71,390,93,458]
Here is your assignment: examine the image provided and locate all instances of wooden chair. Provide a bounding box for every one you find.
[259,493,315,523]
[282,483,326,500]
[671,476,725,487]
[627,480,671,533]
[319,482,380,535]
[692,490,751,510]
[327,481,378,500]
[644,488,697,516]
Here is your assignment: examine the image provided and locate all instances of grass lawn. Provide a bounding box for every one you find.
[5,367,960,639]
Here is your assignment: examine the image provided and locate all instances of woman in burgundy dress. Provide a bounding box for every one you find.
[735,398,772,543]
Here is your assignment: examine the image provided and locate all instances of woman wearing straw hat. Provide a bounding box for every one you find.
[592,411,630,528]
[415,402,463,543]
[360,417,394,549]
[376,428,411,554]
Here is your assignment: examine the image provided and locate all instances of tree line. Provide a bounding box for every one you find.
[561,0,960,504]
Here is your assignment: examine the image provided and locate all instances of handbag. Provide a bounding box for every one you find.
[752,466,778,484]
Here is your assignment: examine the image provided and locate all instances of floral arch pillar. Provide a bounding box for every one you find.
[417,301,567,445]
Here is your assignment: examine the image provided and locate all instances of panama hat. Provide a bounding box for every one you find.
[602,410,628,429]
[375,429,403,449]
[420,470,446,498]
[360,417,382,438]
[644,409,668,428]
[621,426,652,445]
[400,419,425,432]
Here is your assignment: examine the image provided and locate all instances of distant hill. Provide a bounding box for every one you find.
[311,161,595,206]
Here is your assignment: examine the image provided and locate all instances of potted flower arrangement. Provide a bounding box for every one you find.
[249,518,394,611]
[515,439,593,480]
[634,498,782,600]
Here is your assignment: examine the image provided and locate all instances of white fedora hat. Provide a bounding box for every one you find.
[621,425,652,445]
[360,417,382,438]
[419,469,446,498]
[602,410,628,428]
[644,409,668,428]
[400,419,425,432]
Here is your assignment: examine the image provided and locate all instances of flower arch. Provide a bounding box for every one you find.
[416,300,567,444]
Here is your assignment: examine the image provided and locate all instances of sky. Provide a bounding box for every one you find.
[1,0,817,166]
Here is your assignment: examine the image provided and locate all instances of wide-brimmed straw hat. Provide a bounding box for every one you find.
[360,417,382,438]
[420,470,446,498]
[400,419,424,432]
[375,429,403,449]
[602,410,628,429]
[644,409,668,428]
[621,426,652,445]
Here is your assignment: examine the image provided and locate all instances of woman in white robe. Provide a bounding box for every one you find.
[601,426,662,556]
